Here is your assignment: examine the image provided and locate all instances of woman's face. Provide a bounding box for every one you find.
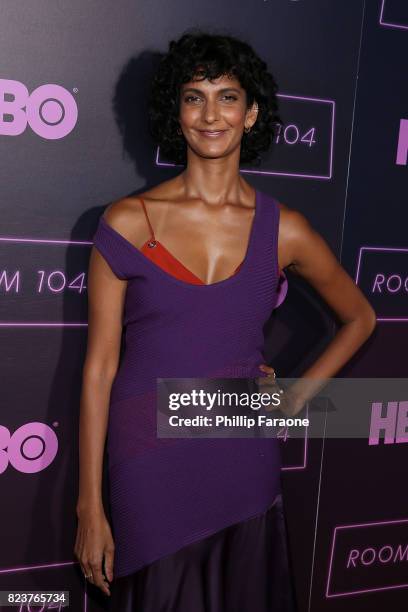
[178,72,258,160]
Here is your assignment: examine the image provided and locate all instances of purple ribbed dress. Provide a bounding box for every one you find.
[92,189,297,610]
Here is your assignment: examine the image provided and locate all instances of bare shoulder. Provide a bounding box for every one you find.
[275,200,322,272]
[102,190,161,245]
[101,196,144,243]
[102,179,181,242]
[104,179,180,224]
[276,201,315,245]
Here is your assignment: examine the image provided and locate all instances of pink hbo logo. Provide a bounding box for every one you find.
[0,422,58,473]
[0,79,78,139]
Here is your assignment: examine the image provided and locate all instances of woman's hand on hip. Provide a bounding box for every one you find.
[257,363,306,416]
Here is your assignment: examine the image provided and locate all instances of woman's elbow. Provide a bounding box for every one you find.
[358,303,377,338]
[82,358,119,386]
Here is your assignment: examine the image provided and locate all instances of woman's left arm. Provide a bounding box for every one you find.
[287,208,376,374]
[276,208,377,413]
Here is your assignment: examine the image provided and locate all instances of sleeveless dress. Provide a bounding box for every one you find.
[92,189,296,611]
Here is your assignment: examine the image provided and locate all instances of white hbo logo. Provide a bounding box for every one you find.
[0,78,78,139]
[0,422,58,474]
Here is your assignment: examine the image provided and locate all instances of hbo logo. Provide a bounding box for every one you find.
[0,79,78,139]
[0,422,58,474]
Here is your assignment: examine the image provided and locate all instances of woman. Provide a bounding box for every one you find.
[74,30,376,610]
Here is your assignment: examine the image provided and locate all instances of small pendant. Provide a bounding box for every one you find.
[147,240,157,248]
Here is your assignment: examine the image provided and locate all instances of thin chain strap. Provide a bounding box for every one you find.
[139,198,157,248]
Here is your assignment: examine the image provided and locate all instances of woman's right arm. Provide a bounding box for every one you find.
[74,230,127,596]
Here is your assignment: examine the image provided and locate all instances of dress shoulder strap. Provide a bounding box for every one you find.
[93,215,129,280]
[138,198,157,246]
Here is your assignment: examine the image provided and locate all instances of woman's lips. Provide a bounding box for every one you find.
[198,130,227,138]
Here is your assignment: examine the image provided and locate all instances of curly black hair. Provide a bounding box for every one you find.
[147,29,282,166]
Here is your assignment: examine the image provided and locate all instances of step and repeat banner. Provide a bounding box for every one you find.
[0,1,406,611]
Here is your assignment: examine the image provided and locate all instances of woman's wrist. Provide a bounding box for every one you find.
[76,498,105,518]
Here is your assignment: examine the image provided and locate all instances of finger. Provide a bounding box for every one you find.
[90,560,110,595]
[104,549,115,583]
[81,561,93,582]
[257,372,274,383]
[80,566,91,582]
[258,364,275,375]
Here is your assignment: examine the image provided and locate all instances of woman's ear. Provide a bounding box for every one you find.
[246,100,259,129]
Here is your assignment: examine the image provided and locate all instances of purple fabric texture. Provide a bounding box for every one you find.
[92,189,285,578]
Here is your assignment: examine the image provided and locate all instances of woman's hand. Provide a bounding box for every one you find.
[258,363,276,379]
[257,364,306,416]
[257,364,282,412]
[74,507,115,596]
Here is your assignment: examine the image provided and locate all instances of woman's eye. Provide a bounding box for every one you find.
[183,95,238,103]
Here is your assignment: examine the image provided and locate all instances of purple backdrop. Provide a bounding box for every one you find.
[0,1,407,611]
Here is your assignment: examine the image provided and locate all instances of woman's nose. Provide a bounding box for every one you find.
[202,100,219,123]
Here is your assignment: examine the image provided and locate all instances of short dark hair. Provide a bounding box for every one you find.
[148,29,282,166]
